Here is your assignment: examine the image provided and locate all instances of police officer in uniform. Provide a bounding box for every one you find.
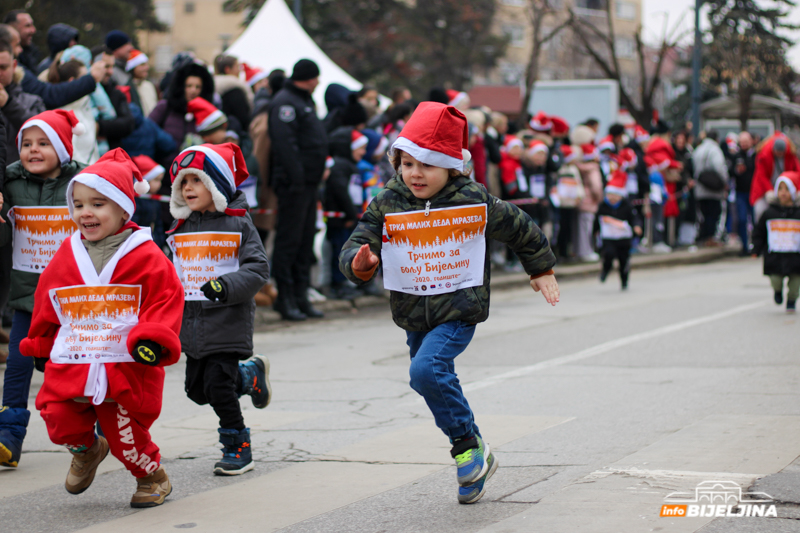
[268,59,328,320]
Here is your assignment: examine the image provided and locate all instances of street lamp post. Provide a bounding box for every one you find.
[294,0,302,25]
[691,0,702,137]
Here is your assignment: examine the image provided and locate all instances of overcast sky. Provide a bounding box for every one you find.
[641,0,800,70]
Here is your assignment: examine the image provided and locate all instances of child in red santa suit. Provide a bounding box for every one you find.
[20,148,184,508]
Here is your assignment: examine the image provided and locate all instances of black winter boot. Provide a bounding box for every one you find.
[273,287,307,321]
[294,286,324,319]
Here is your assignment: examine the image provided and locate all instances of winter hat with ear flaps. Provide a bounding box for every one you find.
[17,109,85,166]
[169,143,249,220]
[66,148,148,218]
[390,102,471,172]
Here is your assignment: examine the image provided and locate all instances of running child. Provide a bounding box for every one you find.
[339,102,558,504]
[594,169,642,290]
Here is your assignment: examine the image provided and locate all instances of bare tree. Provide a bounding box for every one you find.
[568,3,687,125]
[520,0,572,117]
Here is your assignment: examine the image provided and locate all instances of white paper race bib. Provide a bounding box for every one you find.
[530,174,546,198]
[767,219,800,253]
[49,284,140,364]
[238,175,258,208]
[600,215,633,240]
[516,168,528,193]
[650,186,663,204]
[381,204,487,296]
[167,231,241,301]
[626,172,639,195]
[8,206,76,273]
[348,173,364,208]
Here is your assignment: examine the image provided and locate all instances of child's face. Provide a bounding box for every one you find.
[352,145,367,162]
[20,126,61,179]
[509,145,523,159]
[400,152,449,200]
[606,192,623,204]
[530,151,548,167]
[148,174,163,194]
[71,182,129,241]
[778,182,794,206]
[202,127,228,145]
[181,172,216,213]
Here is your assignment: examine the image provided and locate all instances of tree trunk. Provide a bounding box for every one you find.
[739,87,752,132]
[521,43,541,119]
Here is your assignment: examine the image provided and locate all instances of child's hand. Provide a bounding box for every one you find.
[352,243,378,272]
[34,357,47,373]
[200,279,227,302]
[132,340,162,366]
[531,274,559,306]
[634,225,642,236]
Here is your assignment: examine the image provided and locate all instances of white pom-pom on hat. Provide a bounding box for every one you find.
[185,113,194,122]
[462,149,472,163]
[133,179,150,195]
[72,122,86,136]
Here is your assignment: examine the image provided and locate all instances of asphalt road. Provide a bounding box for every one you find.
[2,258,800,533]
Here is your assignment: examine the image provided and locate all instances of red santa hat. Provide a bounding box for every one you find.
[132,155,165,184]
[605,169,628,196]
[618,147,637,170]
[117,85,132,104]
[351,130,368,151]
[185,97,227,133]
[561,145,581,164]
[325,156,335,169]
[646,143,676,172]
[597,135,616,152]
[67,148,148,218]
[775,172,800,200]
[391,102,471,172]
[633,124,650,144]
[126,49,148,72]
[503,135,524,152]
[581,143,598,161]
[527,139,549,156]
[446,89,469,108]
[17,109,85,166]
[243,63,268,87]
[529,111,552,132]
[550,116,570,137]
[169,143,249,219]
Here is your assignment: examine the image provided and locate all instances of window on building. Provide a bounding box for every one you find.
[576,0,608,11]
[502,0,526,6]
[615,1,636,20]
[154,1,174,26]
[615,37,636,59]
[502,24,525,48]
[184,1,195,14]
[154,45,173,72]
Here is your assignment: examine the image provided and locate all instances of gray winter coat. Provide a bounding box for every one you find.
[2,81,45,162]
[692,138,729,201]
[168,192,270,359]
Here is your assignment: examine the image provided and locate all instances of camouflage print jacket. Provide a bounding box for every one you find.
[339,175,556,331]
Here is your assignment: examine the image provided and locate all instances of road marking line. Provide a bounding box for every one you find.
[460,300,766,394]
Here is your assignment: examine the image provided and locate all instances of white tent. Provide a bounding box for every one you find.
[226,0,372,115]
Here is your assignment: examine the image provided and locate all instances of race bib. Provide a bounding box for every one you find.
[348,173,364,207]
[557,177,580,207]
[530,174,546,198]
[626,172,639,195]
[650,186,663,204]
[238,175,258,208]
[767,219,800,253]
[600,215,633,240]
[381,204,487,296]
[516,168,528,193]
[49,284,140,364]
[167,232,241,301]
[8,206,76,273]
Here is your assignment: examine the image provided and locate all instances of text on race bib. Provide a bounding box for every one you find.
[167,232,241,301]
[8,206,76,273]
[767,219,800,253]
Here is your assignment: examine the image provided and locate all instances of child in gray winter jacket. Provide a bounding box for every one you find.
[166,143,271,476]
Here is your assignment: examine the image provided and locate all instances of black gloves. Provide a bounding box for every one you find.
[200,279,227,302]
[34,357,47,372]
[132,340,162,366]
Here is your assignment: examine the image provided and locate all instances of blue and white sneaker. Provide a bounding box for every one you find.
[452,436,489,486]
[458,450,498,504]
[239,355,272,409]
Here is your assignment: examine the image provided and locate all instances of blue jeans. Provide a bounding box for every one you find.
[736,192,754,251]
[406,321,480,442]
[0,310,33,442]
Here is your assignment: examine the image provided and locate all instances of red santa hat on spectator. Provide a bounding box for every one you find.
[581,143,598,161]
[67,148,148,218]
[185,97,227,132]
[529,111,552,132]
[169,143,249,219]
[561,145,581,164]
[605,169,628,196]
[132,155,165,184]
[550,116,570,137]
[243,63,268,87]
[597,135,616,152]
[618,147,637,170]
[391,102,471,172]
[126,49,148,72]
[446,89,469,108]
[633,124,650,144]
[503,135,524,152]
[775,172,800,200]
[17,109,85,166]
[646,142,678,172]
[351,130,368,151]
[527,139,549,156]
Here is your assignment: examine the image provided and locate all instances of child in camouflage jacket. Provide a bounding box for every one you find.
[339,103,559,504]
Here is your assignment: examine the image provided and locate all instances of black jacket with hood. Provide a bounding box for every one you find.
[168,192,270,360]
[324,126,361,230]
[752,192,800,276]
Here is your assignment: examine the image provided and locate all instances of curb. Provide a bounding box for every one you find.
[255,245,744,330]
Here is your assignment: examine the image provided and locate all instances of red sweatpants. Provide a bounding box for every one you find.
[40,400,161,478]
